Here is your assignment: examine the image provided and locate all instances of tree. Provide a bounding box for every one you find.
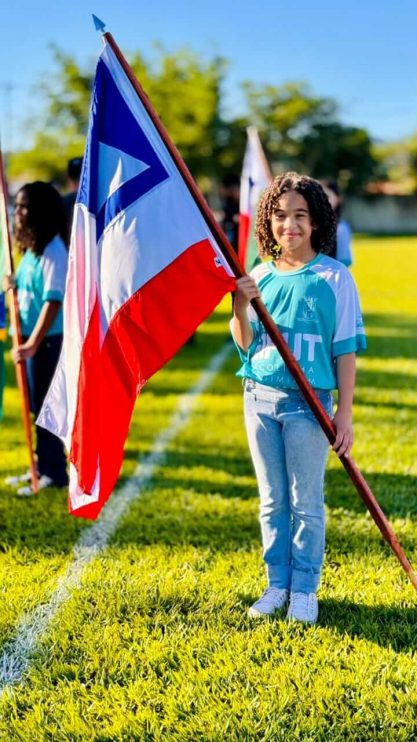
[242,81,337,167]
[299,122,379,193]
[8,46,380,195]
[240,81,380,192]
[9,45,229,186]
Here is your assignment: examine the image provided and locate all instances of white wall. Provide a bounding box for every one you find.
[344,196,417,234]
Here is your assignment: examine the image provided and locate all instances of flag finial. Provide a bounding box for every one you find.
[92,14,106,33]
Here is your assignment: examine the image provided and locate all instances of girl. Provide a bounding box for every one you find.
[231,172,366,624]
[5,181,69,495]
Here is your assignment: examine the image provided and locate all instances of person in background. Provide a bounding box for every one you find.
[219,173,240,252]
[321,179,353,267]
[62,156,83,243]
[4,181,69,495]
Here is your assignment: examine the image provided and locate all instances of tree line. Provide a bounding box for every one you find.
[8,45,407,194]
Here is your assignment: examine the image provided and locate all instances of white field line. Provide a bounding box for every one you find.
[0,341,233,699]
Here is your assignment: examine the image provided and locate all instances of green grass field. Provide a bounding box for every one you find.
[0,236,416,741]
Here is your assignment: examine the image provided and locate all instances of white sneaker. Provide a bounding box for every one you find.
[287,592,318,624]
[16,475,54,497]
[248,587,289,617]
[5,470,34,486]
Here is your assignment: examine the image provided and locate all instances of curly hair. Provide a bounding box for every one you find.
[255,172,336,258]
[14,181,67,255]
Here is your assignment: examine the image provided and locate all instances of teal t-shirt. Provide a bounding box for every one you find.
[16,236,68,337]
[232,254,367,390]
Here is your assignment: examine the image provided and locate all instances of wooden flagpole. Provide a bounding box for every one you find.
[101,27,417,591]
[0,149,38,493]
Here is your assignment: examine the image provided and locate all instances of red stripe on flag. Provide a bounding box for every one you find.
[69,238,235,519]
[238,214,250,269]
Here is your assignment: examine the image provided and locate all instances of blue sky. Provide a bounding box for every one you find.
[2,0,417,151]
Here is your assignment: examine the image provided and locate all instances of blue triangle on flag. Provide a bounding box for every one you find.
[78,57,169,240]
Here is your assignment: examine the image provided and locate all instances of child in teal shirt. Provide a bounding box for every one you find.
[6,181,68,493]
[231,172,366,624]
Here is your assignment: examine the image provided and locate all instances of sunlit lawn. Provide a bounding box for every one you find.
[0,236,416,740]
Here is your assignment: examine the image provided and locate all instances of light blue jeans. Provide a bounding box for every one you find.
[244,380,333,593]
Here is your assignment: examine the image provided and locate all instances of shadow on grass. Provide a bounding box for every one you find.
[354,393,417,411]
[325,522,416,560]
[122,449,254,482]
[122,460,417,520]
[356,368,417,390]
[325,468,417,518]
[361,312,417,361]
[2,461,415,558]
[111,487,416,561]
[364,313,416,331]
[145,367,242,397]
[110,497,260,552]
[318,598,417,654]
[0,487,85,555]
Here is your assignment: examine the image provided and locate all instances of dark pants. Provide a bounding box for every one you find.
[26,334,68,486]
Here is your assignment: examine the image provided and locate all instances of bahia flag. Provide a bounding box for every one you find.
[38,39,236,519]
[238,126,272,271]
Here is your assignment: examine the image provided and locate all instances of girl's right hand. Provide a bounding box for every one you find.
[234,276,261,314]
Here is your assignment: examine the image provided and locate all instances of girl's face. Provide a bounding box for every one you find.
[270,190,315,257]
